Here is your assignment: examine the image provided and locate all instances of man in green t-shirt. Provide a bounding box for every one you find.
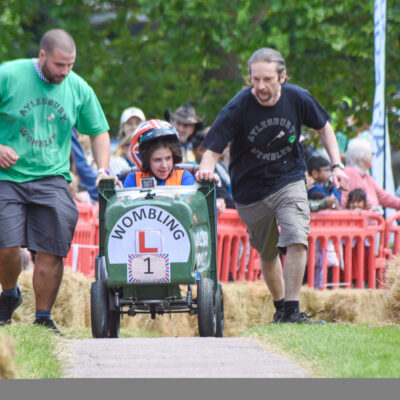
[0,29,114,333]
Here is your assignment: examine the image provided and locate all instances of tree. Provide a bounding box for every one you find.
[1,0,399,142]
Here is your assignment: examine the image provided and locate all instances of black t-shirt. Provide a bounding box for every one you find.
[202,83,329,204]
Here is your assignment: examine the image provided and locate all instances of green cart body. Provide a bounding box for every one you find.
[90,178,224,338]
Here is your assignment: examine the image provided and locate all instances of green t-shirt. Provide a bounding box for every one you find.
[335,131,349,155]
[0,59,109,182]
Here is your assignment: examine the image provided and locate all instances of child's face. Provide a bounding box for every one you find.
[313,166,331,183]
[150,146,173,181]
[349,199,366,210]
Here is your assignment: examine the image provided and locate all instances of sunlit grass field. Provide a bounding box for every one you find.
[248,323,400,378]
[2,323,400,379]
[0,325,157,379]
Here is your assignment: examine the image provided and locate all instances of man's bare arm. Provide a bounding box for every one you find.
[317,121,349,191]
[195,149,221,182]
[90,131,121,187]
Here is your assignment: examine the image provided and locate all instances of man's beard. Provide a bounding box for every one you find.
[41,61,65,84]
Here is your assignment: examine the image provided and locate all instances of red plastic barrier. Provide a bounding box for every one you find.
[75,201,94,222]
[216,210,261,282]
[67,202,395,290]
[64,202,98,277]
[384,211,400,256]
[308,210,389,289]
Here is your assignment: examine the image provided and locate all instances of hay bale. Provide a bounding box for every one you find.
[52,268,91,328]
[8,255,400,335]
[306,288,388,324]
[121,285,199,336]
[11,267,91,328]
[0,335,16,379]
[384,256,400,324]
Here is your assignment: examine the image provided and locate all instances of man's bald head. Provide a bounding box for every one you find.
[40,29,76,55]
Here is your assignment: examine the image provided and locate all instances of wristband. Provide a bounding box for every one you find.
[97,168,110,175]
[331,163,345,171]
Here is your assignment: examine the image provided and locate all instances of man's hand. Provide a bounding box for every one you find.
[95,172,122,188]
[332,168,349,191]
[195,169,220,183]
[325,196,339,209]
[195,149,221,183]
[0,145,19,168]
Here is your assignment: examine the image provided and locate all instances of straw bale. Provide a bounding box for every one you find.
[8,268,91,328]
[383,256,400,323]
[311,289,388,324]
[52,268,91,328]
[7,255,400,335]
[121,285,199,336]
[0,335,16,379]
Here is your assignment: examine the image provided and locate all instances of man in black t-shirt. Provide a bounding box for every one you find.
[196,48,348,324]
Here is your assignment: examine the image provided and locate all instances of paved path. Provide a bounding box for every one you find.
[63,337,309,378]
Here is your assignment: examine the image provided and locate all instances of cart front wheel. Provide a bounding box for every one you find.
[91,281,110,338]
[197,277,216,337]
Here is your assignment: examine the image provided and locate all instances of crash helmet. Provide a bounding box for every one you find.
[130,119,181,168]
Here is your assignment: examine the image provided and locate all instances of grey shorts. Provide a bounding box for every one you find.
[235,180,310,262]
[0,176,79,258]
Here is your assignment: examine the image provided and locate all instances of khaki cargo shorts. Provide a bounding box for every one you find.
[235,180,310,262]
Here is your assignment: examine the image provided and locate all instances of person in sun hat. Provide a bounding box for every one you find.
[118,106,146,141]
[164,104,203,162]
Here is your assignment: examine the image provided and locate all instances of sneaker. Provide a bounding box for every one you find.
[0,288,23,325]
[282,308,326,324]
[34,317,62,335]
[270,309,284,324]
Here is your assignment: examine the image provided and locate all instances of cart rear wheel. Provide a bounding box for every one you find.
[215,283,224,337]
[91,281,110,338]
[197,277,216,337]
[108,309,120,338]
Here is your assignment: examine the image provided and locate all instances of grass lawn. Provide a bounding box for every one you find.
[3,323,400,379]
[248,323,400,378]
[0,325,157,378]
[1,324,63,379]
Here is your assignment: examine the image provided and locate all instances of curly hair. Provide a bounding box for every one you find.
[139,136,182,173]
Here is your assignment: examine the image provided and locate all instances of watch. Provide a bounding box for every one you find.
[97,168,110,175]
[331,163,345,171]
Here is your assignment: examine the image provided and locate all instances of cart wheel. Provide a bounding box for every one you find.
[197,277,216,337]
[108,309,120,338]
[91,281,109,338]
[215,283,224,337]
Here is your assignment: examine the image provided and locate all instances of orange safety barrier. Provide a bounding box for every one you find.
[75,201,95,222]
[384,211,400,256]
[67,203,396,289]
[308,210,390,290]
[216,209,261,282]
[64,202,98,277]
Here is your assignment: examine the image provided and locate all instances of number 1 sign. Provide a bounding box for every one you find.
[127,253,170,284]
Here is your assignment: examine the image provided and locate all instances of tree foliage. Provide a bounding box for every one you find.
[0,0,399,144]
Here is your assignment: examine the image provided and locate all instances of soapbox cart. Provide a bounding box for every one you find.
[90,173,224,338]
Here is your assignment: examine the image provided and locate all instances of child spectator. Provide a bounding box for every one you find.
[306,156,341,288]
[307,156,341,209]
[346,188,367,211]
[124,120,195,188]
